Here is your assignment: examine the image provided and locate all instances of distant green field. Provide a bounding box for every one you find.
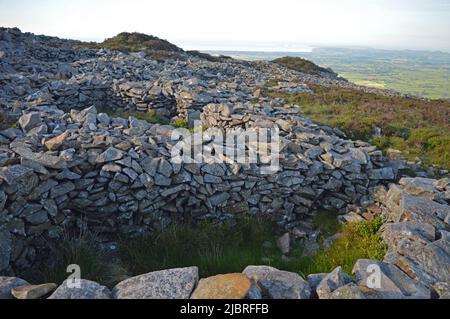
[207,48,450,100]
[327,61,450,100]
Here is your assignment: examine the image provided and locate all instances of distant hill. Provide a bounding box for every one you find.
[77,32,184,61]
[272,56,339,78]
[187,50,234,62]
[83,32,183,53]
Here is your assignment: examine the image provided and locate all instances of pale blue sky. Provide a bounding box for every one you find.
[0,0,449,51]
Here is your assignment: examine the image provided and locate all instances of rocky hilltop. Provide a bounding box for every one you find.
[0,28,449,299]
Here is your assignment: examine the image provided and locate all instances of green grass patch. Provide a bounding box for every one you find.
[119,217,312,278]
[27,216,388,285]
[307,217,387,275]
[170,118,189,129]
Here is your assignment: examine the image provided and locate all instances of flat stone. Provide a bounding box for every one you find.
[161,185,186,197]
[369,167,395,180]
[12,283,58,299]
[122,167,138,181]
[97,113,111,125]
[154,173,172,186]
[352,259,430,299]
[50,182,75,198]
[95,147,124,163]
[102,163,122,173]
[13,147,67,169]
[0,165,33,184]
[395,239,450,285]
[48,279,111,299]
[0,128,23,140]
[201,163,225,176]
[19,112,42,132]
[21,158,49,174]
[399,177,443,200]
[140,157,159,176]
[113,267,198,299]
[209,192,230,206]
[204,174,222,184]
[381,221,436,252]
[0,277,29,299]
[395,195,449,231]
[191,273,251,299]
[55,169,81,180]
[243,266,311,299]
[45,131,69,151]
[158,158,173,177]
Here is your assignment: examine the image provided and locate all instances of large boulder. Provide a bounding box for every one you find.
[191,273,251,299]
[112,267,198,299]
[399,177,444,201]
[243,266,311,299]
[48,279,111,299]
[394,239,450,285]
[352,259,430,299]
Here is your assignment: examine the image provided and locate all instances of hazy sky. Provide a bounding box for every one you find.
[1,0,449,52]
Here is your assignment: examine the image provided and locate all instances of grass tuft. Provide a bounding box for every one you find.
[28,234,112,286]
[307,217,387,275]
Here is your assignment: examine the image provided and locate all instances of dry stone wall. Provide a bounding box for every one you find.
[0,103,396,274]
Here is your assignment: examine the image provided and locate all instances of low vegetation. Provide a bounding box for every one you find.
[272,56,337,77]
[28,215,387,286]
[28,233,112,286]
[170,118,189,129]
[269,84,450,169]
[308,217,387,275]
[118,217,309,279]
